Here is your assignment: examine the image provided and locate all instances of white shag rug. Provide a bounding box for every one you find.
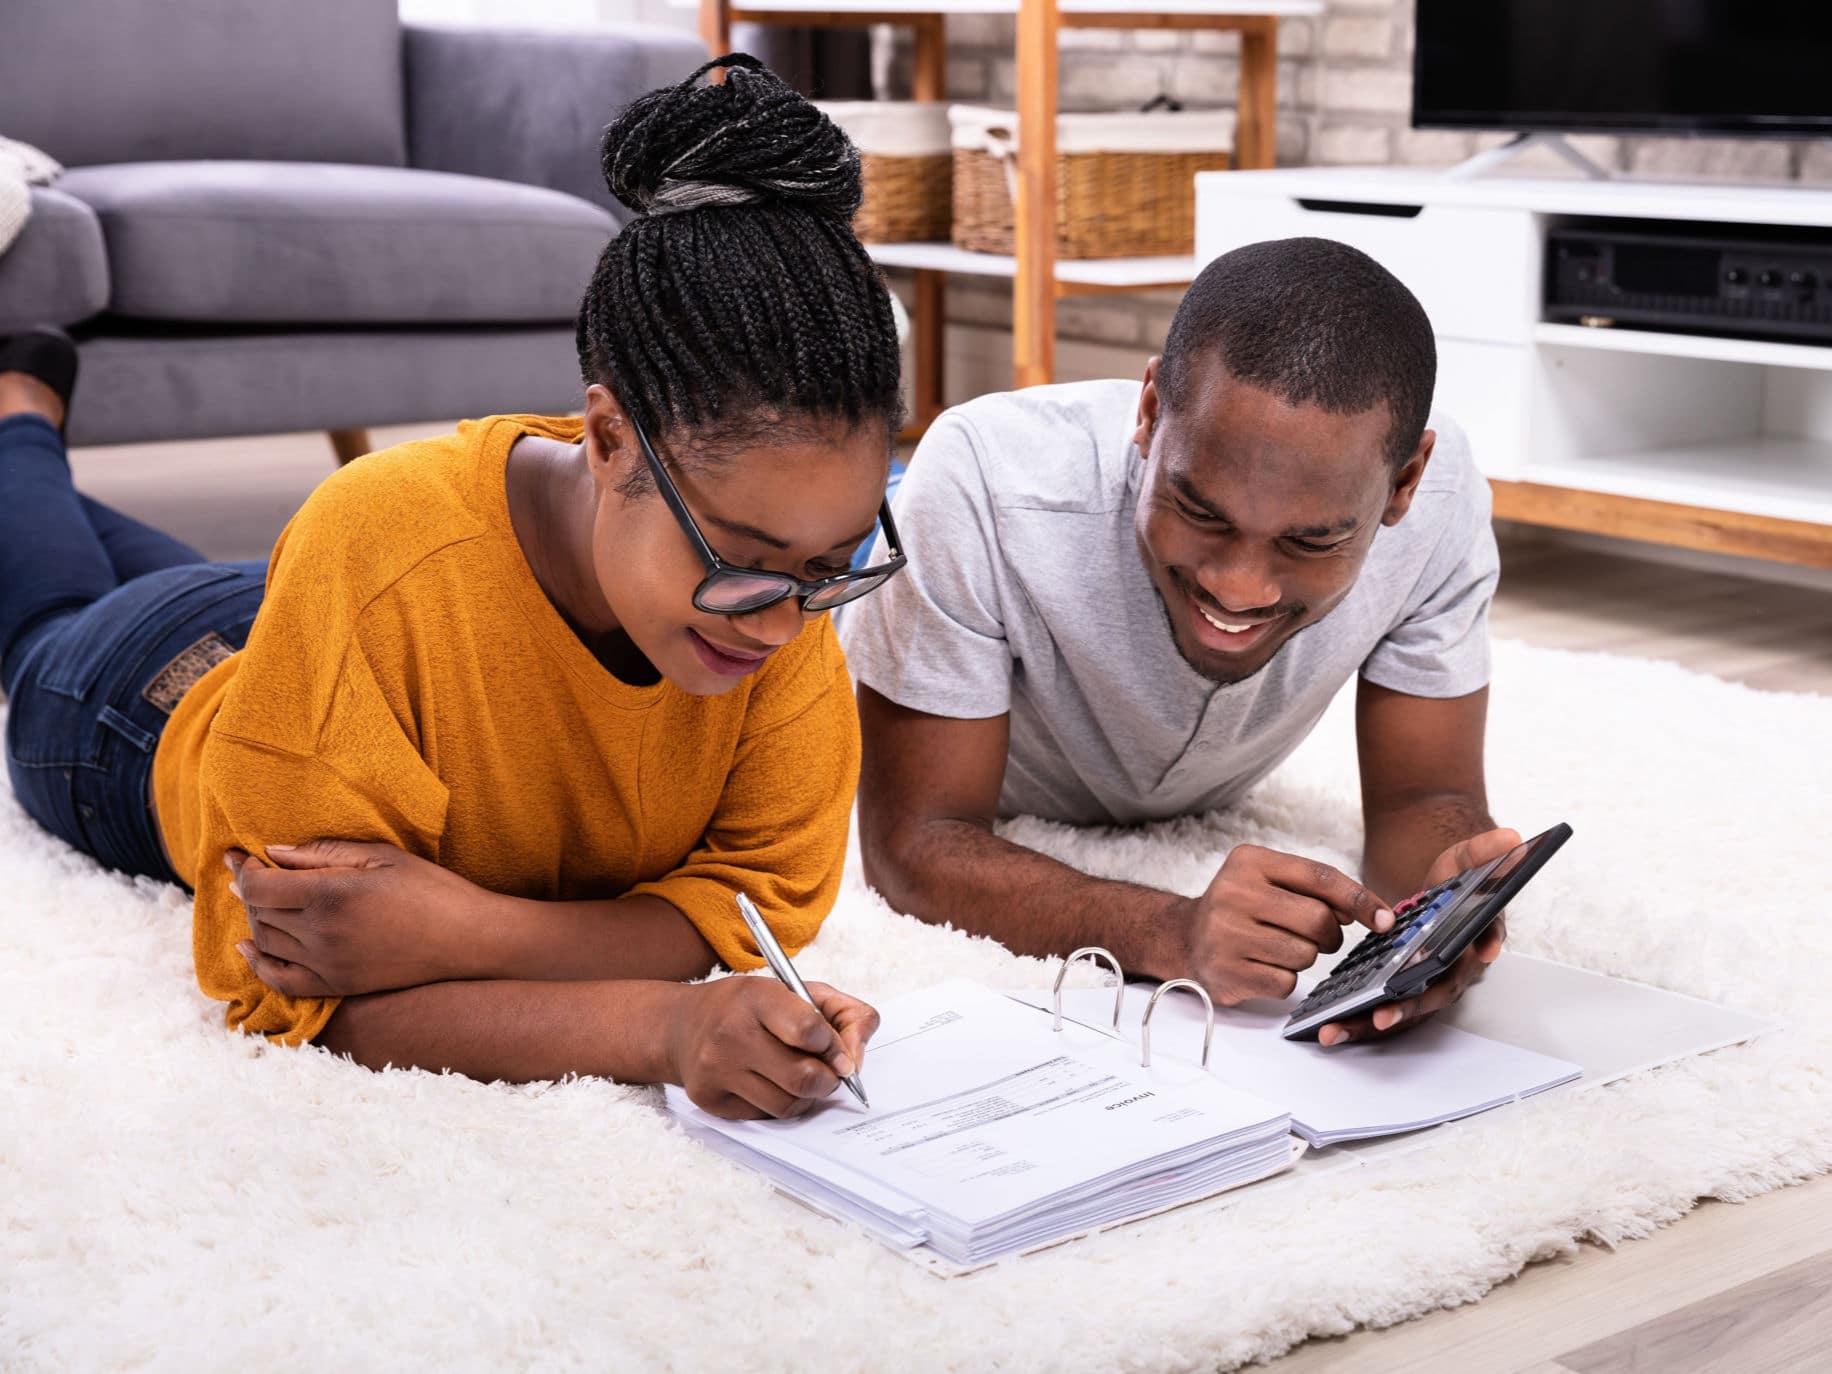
[3,638,1829,1372]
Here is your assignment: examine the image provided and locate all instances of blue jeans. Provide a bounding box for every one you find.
[0,415,267,882]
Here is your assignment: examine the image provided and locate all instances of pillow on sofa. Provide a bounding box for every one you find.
[0,189,109,333]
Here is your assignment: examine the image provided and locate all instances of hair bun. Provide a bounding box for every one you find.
[602,54,862,221]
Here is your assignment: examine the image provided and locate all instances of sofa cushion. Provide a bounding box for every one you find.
[59,163,618,326]
[0,0,405,168]
[67,327,583,448]
[0,188,109,332]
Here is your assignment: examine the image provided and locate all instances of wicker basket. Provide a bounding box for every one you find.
[818,101,952,243]
[949,106,1234,259]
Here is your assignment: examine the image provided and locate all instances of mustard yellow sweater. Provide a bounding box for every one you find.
[153,415,860,1044]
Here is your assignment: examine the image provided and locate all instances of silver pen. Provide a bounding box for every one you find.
[734,892,869,1108]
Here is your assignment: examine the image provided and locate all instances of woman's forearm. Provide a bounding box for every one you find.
[317,977,688,1082]
[225,841,724,994]
[467,893,719,983]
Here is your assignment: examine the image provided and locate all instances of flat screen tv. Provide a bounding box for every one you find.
[1413,1,1832,138]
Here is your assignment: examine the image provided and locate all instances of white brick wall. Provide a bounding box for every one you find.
[1627,138,1793,181]
[1055,56,1182,109]
[1393,128,1472,166]
[1320,16,1392,61]
[1314,125,1391,165]
[887,0,1827,395]
[946,57,991,101]
[1318,65,1411,115]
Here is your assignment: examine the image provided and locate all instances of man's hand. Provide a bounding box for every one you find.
[228,840,497,998]
[1176,845,1395,1005]
[1318,826,1522,1047]
[666,978,880,1121]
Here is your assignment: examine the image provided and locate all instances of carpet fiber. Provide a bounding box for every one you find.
[4,639,1828,1371]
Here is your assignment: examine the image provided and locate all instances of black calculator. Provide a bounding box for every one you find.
[1282,823,1574,1041]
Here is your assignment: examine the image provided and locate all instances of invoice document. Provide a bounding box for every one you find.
[666,979,1294,1266]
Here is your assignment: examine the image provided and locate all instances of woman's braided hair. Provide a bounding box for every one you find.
[577,54,903,466]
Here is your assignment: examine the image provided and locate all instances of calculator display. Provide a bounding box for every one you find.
[1465,837,1540,904]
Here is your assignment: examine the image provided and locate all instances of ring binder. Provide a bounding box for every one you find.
[1141,979,1215,1069]
[1052,945,1124,1032]
[1048,951,1217,1070]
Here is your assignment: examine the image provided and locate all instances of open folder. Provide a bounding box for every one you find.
[665,977,1298,1269]
[670,950,1773,1271]
[1032,980,1582,1147]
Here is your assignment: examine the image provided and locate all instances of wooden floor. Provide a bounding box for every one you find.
[1267,1176,1832,1374]
[65,430,1832,1373]
[1489,527,1832,698]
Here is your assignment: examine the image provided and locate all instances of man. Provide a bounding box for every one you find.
[841,237,1519,1047]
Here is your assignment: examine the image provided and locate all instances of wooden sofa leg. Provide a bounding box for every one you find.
[328,428,372,466]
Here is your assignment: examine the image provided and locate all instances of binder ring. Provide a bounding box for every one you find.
[1052,946,1124,1033]
[1140,979,1215,1069]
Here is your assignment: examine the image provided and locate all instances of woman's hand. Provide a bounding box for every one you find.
[228,840,499,998]
[666,977,880,1121]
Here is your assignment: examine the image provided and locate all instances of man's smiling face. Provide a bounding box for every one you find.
[1132,351,1432,686]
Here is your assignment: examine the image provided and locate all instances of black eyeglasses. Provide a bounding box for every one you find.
[630,414,908,616]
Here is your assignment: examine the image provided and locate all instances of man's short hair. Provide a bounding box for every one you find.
[1157,237,1436,469]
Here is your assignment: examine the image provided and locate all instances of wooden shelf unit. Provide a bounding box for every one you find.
[697,0,1320,427]
[864,241,1199,293]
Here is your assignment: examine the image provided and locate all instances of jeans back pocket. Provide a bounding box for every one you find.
[10,564,252,768]
[39,564,245,701]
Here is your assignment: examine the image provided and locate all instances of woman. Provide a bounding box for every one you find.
[0,57,898,1119]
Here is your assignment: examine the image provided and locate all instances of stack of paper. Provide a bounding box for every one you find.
[1039,983,1582,1147]
[666,980,1295,1267]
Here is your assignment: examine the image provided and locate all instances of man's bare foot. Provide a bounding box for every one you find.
[0,371,66,429]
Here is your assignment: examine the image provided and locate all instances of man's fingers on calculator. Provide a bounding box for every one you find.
[1242,963,1300,1001]
[1253,893,1344,955]
[1210,961,1299,1004]
[1247,921,1331,970]
[1324,997,1422,1044]
[1442,827,1523,879]
[1261,852,1392,931]
[1317,1015,1377,1045]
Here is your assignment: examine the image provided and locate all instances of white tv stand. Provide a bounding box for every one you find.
[1194,167,1832,568]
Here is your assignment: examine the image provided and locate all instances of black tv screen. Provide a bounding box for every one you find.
[1413,0,1832,137]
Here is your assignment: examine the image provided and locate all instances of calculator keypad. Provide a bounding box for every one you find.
[1287,879,1460,1021]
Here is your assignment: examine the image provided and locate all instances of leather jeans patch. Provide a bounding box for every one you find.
[141,631,235,714]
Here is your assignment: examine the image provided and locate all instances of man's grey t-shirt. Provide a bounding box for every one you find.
[840,379,1499,827]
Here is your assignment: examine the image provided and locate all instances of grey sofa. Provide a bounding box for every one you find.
[0,0,703,452]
